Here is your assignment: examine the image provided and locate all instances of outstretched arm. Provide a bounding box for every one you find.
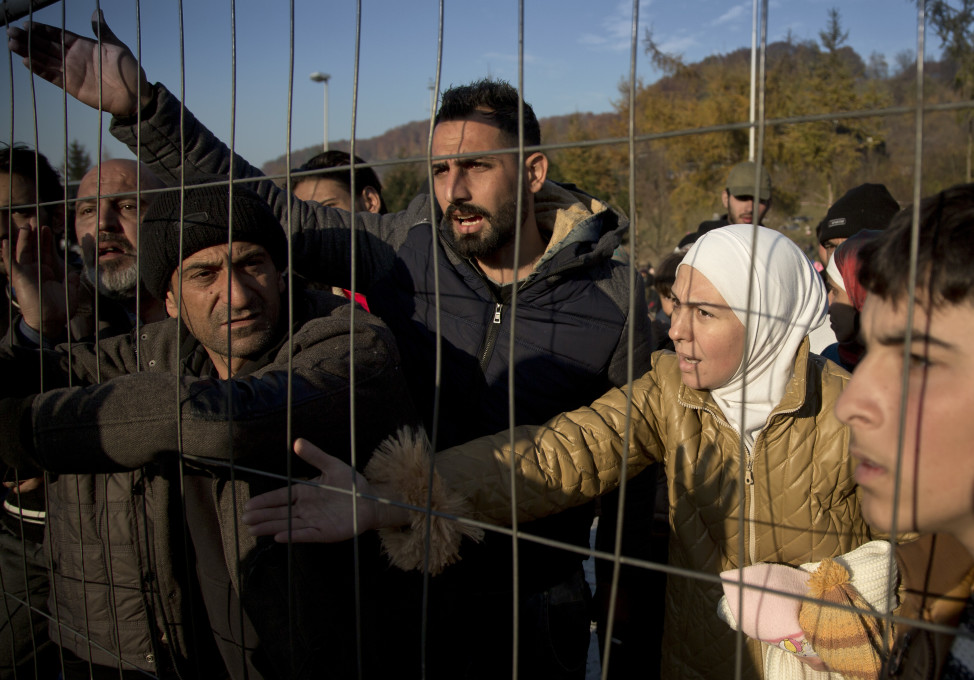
[242,438,407,543]
[7,10,150,116]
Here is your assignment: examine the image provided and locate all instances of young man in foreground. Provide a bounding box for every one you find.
[835,182,974,677]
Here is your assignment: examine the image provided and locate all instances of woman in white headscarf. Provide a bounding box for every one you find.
[245,225,872,680]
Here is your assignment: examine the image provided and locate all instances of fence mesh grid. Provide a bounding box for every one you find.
[2,1,974,679]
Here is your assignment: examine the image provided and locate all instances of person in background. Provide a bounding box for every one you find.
[289,149,382,310]
[808,182,900,355]
[696,160,772,233]
[649,250,683,352]
[820,229,882,371]
[291,149,386,215]
[815,182,899,268]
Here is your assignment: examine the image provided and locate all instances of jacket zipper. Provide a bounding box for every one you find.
[479,303,504,371]
[679,398,759,562]
[441,235,586,373]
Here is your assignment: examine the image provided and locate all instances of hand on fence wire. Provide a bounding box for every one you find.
[1,222,80,338]
[243,438,407,543]
[7,10,151,117]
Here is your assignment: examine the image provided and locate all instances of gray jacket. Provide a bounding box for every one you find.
[0,290,180,674]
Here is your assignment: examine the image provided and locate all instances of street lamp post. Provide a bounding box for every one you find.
[309,72,331,152]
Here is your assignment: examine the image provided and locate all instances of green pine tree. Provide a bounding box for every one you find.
[66,140,91,182]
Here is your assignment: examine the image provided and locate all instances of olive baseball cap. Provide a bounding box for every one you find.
[725,161,772,201]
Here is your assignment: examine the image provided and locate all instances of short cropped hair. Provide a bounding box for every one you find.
[654,251,684,299]
[292,150,387,214]
[435,79,541,148]
[0,143,64,204]
[859,182,974,308]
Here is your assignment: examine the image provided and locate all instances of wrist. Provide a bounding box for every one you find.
[364,427,484,575]
[17,310,65,349]
[371,482,410,528]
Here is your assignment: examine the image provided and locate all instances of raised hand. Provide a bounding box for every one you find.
[6,10,151,116]
[1,222,80,338]
[243,438,408,543]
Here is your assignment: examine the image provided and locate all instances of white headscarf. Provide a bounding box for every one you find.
[679,225,828,449]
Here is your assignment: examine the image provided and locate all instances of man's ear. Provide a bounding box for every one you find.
[164,289,179,319]
[525,152,548,194]
[277,271,286,294]
[721,189,730,210]
[359,186,383,214]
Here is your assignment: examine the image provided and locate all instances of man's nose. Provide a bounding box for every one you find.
[442,167,470,206]
[98,201,121,232]
[220,268,255,307]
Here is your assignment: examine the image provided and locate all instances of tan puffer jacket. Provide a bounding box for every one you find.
[405,339,872,679]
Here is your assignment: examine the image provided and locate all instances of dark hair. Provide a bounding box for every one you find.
[292,150,387,214]
[654,251,684,298]
[435,79,541,148]
[859,182,974,308]
[0,143,64,205]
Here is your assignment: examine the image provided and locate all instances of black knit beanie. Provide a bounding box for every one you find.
[817,183,899,245]
[139,180,289,300]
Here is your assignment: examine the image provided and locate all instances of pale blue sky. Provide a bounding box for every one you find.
[3,0,933,170]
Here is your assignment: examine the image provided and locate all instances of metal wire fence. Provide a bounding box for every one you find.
[2,1,974,679]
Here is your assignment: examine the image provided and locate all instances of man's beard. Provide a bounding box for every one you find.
[84,262,139,300]
[442,198,525,260]
[81,234,139,300]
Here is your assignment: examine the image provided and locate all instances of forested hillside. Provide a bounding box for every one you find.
[264,12,973,266]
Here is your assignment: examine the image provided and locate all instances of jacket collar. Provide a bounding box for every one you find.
[436,180,628,280]
[677,337,812,424]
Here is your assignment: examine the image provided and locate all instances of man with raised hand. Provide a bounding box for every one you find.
[0,142,66,680]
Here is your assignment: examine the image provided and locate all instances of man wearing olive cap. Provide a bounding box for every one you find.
[697,160,773,233]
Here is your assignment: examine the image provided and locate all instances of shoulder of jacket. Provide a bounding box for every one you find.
[811,352,852,403]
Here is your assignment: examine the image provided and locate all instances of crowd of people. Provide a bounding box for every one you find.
[2,10,974,680]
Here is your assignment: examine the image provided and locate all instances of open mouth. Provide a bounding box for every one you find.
[453,213,484,234]
[98,244,132,259]
[98,241,134,260]
[852,450,887,485]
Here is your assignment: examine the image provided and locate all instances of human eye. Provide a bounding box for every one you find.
[9,207,35,224]
[907,351,933,369]
[119,200,139,212]
[696,307,715,319]
[431,163,448,176]
[188,268,216,283]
